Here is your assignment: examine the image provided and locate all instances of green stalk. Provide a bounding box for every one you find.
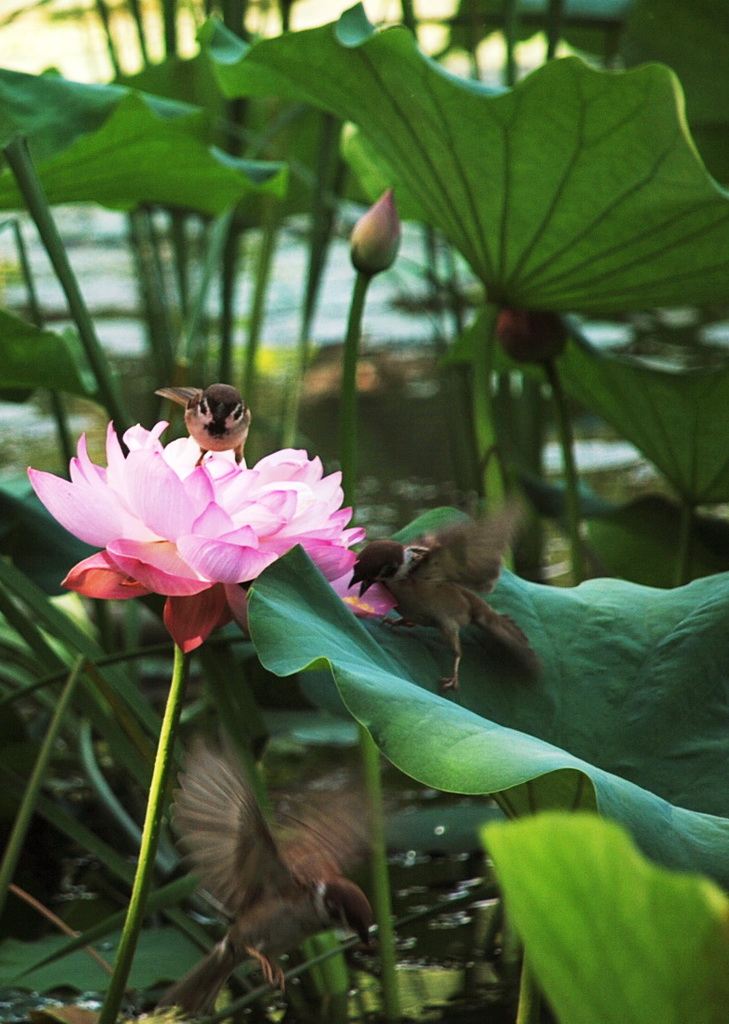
[170,211,191,322]
[179,208,235,368]
[126,0,150,66]
[78,719,177,874]
[516,954,541,1024]
[674,499,695,587]
[502,0,519,87]
[98,644,190,1024]
[2,135,129,430]
[0,656,84,921]
[241,206,279,411]
[545,0,565,60]
[282,115,345,448]
[340,266,398,1017]
[340,271,370,507]
[219,219,241,383]
[359,725,400,1021]
[127,209,175,386]
[162,0,177,57]
[94,0,122,78]
[544,359,585,583]
[429,234,480,494]
[471,313,507,501]
[11,217,74,463]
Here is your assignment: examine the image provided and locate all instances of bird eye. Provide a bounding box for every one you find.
[199,398,208,415]
[232,403,243,420]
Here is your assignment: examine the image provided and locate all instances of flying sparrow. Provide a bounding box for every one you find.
[155,383,250,465]
[350,504,538,691]
[157,744,372,1016]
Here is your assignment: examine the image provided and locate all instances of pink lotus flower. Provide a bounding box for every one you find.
[29,422,394,652]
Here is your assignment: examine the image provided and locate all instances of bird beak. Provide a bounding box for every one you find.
[326,879,373,948]
[350,568,373,598]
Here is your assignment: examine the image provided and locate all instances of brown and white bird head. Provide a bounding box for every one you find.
[349,505,538,690]
[350,539,429,595]
[155,383,250,465]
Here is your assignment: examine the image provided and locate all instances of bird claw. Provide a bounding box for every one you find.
[383,616,416,629]
[246,947,286,989]
[439,675,459,692]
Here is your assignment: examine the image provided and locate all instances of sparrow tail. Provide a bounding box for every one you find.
[157,937,237,1017]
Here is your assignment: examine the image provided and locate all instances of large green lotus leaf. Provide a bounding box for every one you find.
[205,7,729,311]
[0,308,96,397]
[0,69,286,214]
[557,335,729,503]
[248,544,729,885]
[484,813,729,1024]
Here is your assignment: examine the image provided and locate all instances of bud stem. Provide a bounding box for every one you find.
[340,270,371,508]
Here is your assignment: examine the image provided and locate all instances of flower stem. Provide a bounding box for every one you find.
[359,725,400,1021]
[545,358,585,583]
[98,644,190,1024]
[340,271,371,507]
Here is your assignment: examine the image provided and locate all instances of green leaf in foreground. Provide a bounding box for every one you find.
[247,544,729,885]
[206,7,729,310]
[483,813,729,1024]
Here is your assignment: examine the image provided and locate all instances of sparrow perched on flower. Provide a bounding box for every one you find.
[157,744,372,1017]
[350,504,538,691]
[155,384,250,465]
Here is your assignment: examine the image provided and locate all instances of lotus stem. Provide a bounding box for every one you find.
[98,644,190,1024]
[545,358,585,583]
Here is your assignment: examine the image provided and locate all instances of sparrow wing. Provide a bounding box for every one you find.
[172,743,291,916]
[272,776,370,882]
[155,386,203,408]
[413,501,524,593]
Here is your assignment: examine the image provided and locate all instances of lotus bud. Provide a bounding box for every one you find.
[496,308,567,363]
[350,188,401,276]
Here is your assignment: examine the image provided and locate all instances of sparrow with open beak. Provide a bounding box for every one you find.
[155,383,250,465]
[350,504,538,690]
[157,744,372,1017]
